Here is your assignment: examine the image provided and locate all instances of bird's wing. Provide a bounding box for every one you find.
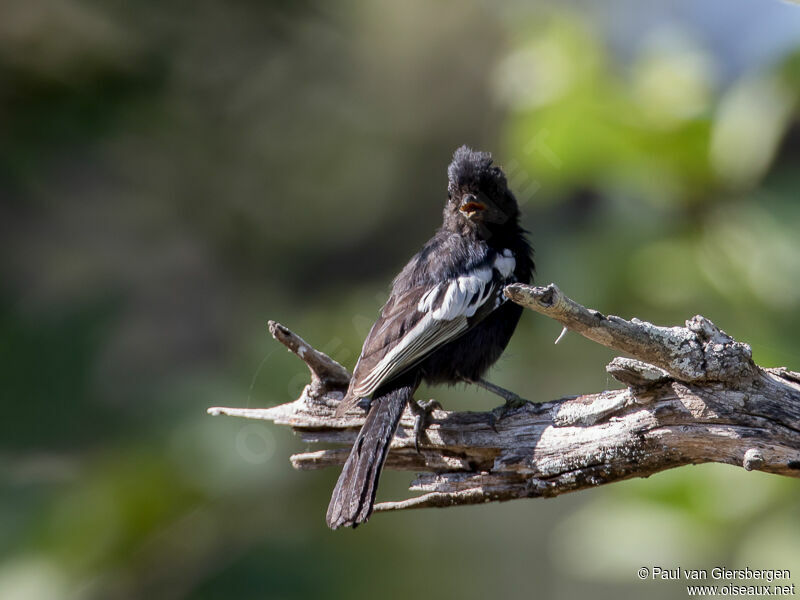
[349,252,515,400]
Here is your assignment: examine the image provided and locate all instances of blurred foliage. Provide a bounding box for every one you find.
[1,1,799,599]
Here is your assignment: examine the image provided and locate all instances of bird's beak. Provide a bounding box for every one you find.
[459,196,486,219]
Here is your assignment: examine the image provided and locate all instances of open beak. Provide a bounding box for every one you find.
[459,196,486,219]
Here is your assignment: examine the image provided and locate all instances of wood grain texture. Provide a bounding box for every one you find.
[209,284,800,515]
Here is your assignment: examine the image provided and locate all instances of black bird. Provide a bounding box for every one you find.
[326,146,534,529]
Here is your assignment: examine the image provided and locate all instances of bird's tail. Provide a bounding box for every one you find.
[326,378,417,529]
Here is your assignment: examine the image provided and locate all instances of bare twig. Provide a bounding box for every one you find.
[266,320,351,395]
[503,283,758,383]
[209,285,800,515]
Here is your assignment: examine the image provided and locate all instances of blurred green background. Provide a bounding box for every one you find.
[1,0,799,598]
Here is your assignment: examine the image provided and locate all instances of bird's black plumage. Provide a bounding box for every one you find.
[327,146,534,529]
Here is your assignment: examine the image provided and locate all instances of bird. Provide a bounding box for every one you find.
[326,145,534,529]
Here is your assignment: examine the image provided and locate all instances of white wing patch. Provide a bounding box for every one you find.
[417,286,440,312]
[353,249,517,398]
[494,249,515,279]
[433,267,492,319]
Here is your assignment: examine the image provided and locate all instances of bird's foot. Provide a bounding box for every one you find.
[481,382,530,427]
[408,399,442,453]
[464,378,530,414]
[487,395,530,430]
[498,393,529,410]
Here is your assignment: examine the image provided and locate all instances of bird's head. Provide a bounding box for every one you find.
[444,145,519,235]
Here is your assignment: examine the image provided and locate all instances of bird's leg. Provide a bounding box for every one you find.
[407,399,442,454]
[464,377,529,410]
[463,377,530,427]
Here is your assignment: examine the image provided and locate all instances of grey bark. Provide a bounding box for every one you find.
[208,284,800,514]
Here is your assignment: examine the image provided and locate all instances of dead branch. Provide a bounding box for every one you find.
[208,284,800,514]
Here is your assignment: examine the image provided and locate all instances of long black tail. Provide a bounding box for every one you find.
[326,379,417,529]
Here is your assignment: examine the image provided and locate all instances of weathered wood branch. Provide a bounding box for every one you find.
[208,284,800,515]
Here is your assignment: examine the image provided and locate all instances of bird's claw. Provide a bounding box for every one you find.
[501,394,529,411]
[489,395,530,428]
[409,399,441,453]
